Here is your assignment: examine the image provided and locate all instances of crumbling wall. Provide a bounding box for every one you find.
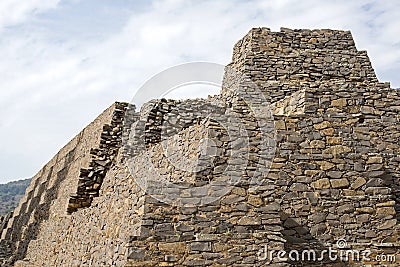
[0,102,127,266]
[11,99,283,266]
[115,86,280,266]
[125,110,283,266]
[1,27,399,267]
[67,102,128,213]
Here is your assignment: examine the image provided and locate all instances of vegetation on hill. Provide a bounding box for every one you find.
[0,178,31,216]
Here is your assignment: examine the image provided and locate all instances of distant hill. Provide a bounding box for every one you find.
[0,178,31,216]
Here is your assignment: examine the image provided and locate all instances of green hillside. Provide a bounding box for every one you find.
[0,178,31,216]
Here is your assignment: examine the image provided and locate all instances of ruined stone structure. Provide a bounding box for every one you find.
[0,27,399,266]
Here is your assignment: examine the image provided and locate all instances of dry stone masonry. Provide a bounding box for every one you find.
[0,27,399,267]
[67,102,128,213]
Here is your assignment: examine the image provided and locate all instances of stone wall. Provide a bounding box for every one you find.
[271,85,400,265]
[0,102,125,266]
[124,102,282,266]
[0,27,399,266]
[21,166,144,266]
[67,102,128,213]
[223,27,400,266]
[222,27,378,103]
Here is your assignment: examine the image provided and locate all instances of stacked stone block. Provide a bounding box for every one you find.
[68,102,129,213]
[0,27,399,266]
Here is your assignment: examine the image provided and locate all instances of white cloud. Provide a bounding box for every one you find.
[0,0,399,183]
[0,0,60,29]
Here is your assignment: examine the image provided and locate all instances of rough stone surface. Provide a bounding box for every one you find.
[0,27,399,267]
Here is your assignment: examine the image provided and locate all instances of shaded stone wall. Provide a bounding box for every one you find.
[0,103,124,266]
[271,84,400,265]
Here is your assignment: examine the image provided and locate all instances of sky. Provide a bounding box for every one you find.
[0,0,399,183]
